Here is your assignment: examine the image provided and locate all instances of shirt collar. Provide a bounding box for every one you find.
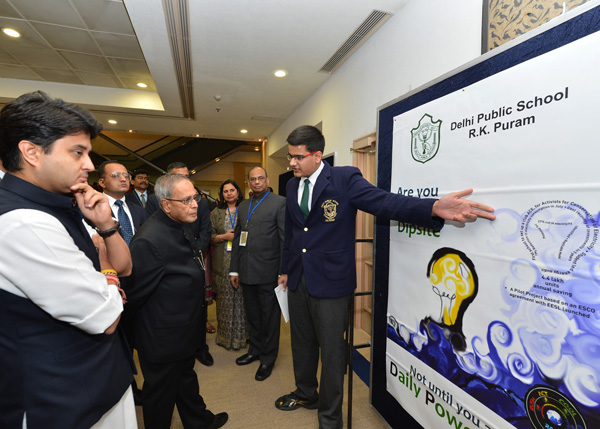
[104,193,126,206]
[305,161,324,185]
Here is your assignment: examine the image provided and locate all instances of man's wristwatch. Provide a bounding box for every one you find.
[95,220,120,238]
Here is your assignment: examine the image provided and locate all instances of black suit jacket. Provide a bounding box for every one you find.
[126,191,159,216]
[122,210,204,363]
[128,202,148,232]
[230,191,286,284]
[190,198,211,253]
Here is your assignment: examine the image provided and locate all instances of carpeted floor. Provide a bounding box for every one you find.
[133,303,389,428]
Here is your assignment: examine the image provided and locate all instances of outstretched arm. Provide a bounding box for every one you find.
[432,189,495,223]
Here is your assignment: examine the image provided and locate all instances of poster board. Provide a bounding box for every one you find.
[373,3,600,428]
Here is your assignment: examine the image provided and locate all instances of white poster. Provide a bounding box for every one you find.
[386,30,600,429]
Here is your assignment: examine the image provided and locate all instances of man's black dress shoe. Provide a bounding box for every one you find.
[255,363,274,381]
[235,353,259,366]
[207,412,228,429]
[196,350,214,366]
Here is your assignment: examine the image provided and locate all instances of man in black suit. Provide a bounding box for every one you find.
[97,159,147,405]
[230,167,286,381]
[98,160,147,240]
[122,173,228,429]
[126,168,159,216]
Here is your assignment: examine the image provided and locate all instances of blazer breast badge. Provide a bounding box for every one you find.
[321,199,339,222]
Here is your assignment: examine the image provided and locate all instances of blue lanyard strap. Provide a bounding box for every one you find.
[247,191,270,225]
[227,206,237,229]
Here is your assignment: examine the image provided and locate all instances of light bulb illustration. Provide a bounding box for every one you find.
[424,248,479,351]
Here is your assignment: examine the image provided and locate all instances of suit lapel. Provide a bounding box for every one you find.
[309,162,330,216]
[288,177,304,223]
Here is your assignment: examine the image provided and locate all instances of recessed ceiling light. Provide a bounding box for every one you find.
[108,119,117,124]
[2,28,20,38]
[254,147,260,151]
[215,158,220,162]
[136,82,148,88]
[240,129,248,134]
[128,129,133,133]
[195,134,200,137]
[274,70,287,78]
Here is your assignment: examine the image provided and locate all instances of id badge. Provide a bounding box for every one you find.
[226,240,233,251]
[239,230,248,246]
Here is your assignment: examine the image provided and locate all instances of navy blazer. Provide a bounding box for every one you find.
[281,162,443,298]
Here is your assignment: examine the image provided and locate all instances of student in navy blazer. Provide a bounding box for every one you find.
[276,125,496,429]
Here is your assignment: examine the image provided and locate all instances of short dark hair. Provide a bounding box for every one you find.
[0,91,102,172]
[132,169,149,180]
[217,179,243,209]
[98,160,125,178]
[166,161,187,173]
[286,125,325,153]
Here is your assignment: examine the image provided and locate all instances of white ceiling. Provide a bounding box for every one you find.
[0,0,410,142]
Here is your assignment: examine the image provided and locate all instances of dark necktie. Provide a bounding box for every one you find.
[300,178,310,219]
[140,193,146,208]
[114,200,133,244]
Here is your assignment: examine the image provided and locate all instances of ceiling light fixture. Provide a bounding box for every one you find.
[136,82,148,88]
[108,119,117,124]
[128,129,133,133]
[2,28,20,38]
[274,70,287,78]
[195,134,200,137]
[254,147,260,151]
[215,158,220,162]
[240,129,248,134]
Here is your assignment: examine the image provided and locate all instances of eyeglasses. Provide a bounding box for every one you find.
[248,176,266,183]
[166,193,201,206]
[106,172,131,180]
[287,151,319,161]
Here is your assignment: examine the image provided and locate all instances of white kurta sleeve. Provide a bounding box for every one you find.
[0,209,123,334]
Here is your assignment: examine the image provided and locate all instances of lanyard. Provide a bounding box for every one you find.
[246,191,270,227]
[227,206,237,228]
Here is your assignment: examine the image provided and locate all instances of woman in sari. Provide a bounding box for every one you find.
[211,180,248,349]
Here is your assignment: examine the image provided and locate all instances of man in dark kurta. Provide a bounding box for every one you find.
[123,173,228,429]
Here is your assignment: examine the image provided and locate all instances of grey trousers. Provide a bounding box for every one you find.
[289,273,351,429]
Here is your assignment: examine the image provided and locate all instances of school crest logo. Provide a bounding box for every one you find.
[321,199,339,222]
[411,114,442,164]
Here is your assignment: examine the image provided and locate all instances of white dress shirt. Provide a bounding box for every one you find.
[297,161,325,210]
[104,194,137,233]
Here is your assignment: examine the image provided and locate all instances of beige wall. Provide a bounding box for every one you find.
[265,0,484,190]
